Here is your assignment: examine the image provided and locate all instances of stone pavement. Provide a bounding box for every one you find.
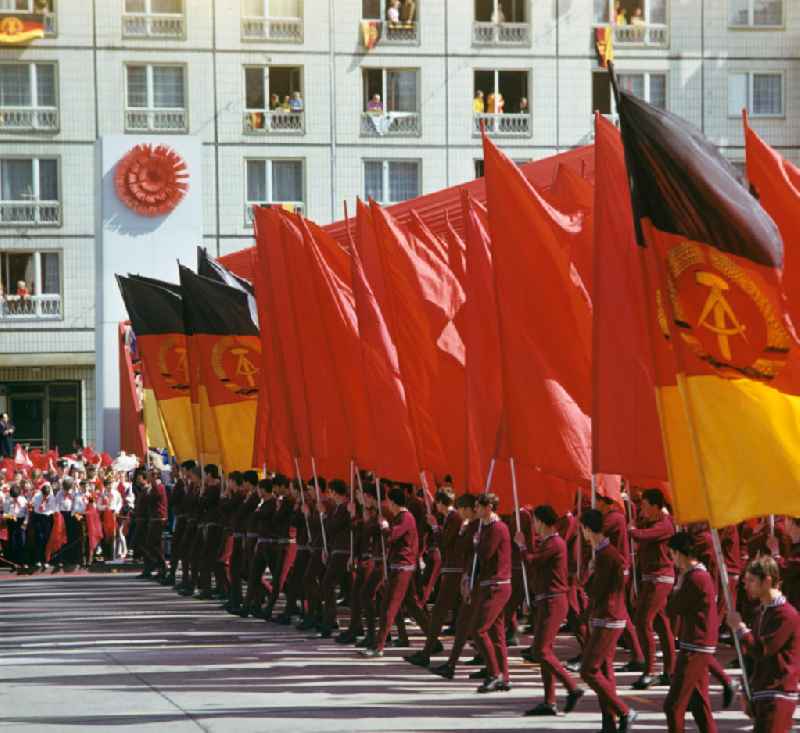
[0,573,780,732]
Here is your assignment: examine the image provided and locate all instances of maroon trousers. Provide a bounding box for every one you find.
[285,547,309,615]
[228,536,246,607]
[419,548,442,605]
[376,569,431,651]
[360,561,384,640]
[504,565,527,635]
[472,582,512,682]
[664,651,716,733]
[580,625,630,720]
[199,524,223,591]
[423,572,461,656]
[754,697,797,733]
[244,540,269,608]
[532,594,578,704]
[447,585,481,666]
[265,542,295,613]
[321,552,351,627]
[303,549,326,619]
[347,559,373,634]
[635,580,676,676]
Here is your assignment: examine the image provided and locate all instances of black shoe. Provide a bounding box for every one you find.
[465,655,484,666]
[355,636,375,649]
[442,625,456,635]
[616,660,645,673]
[469,667,489,680]
[619,709,638,733]
[521,647,535,663]
[524,702,557,716]
[178,587,195,596]
[476,676,508,694]
[566,655,582,673]
[657,673,671,686]
[275,614,293,626]
[316,626,333,639]
[430,640,444,654]
[429,662,455,680]
[404,652,430,668]
[196,590,214,600]
[391,638,410,648]
[359,648,383,658]
[723,679,741,709]
[564,687,585,714]
[335,631,356,645]
[226,604,241,615]
[632,674,655,690]
[296,618,315,631]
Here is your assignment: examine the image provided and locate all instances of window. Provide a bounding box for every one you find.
[0,158,60,226]
[123,0,185,39]
[0,63,57,130]
[473,69,530,137]
[362,68,420,136]
[245,159,304,224]
[0,250,61,319]
[125,64,187,132]
[473,0,529,45]
[243,66,304,133]
[594,0,668,46]
[618,72,667,109]
[364,160,420,204]
[730,0,782,27]
[362,0,419,44]
[475,0,526,23]
[241,0,303,42]
[728,72,783,117]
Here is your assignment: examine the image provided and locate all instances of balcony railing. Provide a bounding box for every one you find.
[602,22,669,47]
[362,19,419,45]
[361,111,421,137]
[241,16,303,42]
[0,201,61,226]
[243,110,304,134]
[472,21,530,46]
[122,12,186,39]
[473,113,531,138]
[0,107,58,132]
[125,108,187,132]
[0,294,61,321]
[245,201,304,226]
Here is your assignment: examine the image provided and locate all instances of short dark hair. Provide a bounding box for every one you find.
[204,464,220,480]
[477,492,499,511]
[642,488,665,509]
[315,476,327,492]
[746,555,781,587]
[456,493,477,509]
[229,471,243,485]
[330,479,348,497]
[435,488,454,507]
[273,473,289,487]
[387,487,406,506]
[258,478,273,493]
[533,504,559,527]
[668,531,698,559]
[361,481,377,500]
[442,474,453,484]
[190,465,202,479]
[242,470,259,485]
[180,459,197,470]
[580,509,604,534]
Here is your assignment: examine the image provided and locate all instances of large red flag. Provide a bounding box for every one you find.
[743,110,800,328]
[45,512,66,562]
[592,113,668,483]
[482,133,592,485]
[444,216,466,288]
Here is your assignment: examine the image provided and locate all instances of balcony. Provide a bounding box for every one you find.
[125,108,187,133]
[472,22,530,46]
[0,294,61,321]
[241,16,303,42]
[361,112,421,137]
[245,202,304,226]
[608,22,668,48]
[473,113,531,138]
[122,13,186,39]
[243,110,304,135]
[0,201,61,226]
[0,108,58,132]
[362,19,419,45]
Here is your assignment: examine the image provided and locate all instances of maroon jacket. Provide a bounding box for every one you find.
[150,482,168,522]
[437,509,463,568]
[200,484,221,525]
[453,517,480,574]
[780,543,800,611]
[309,496,335,549]
[557,512,581,578]
[503,509,532,572]
[272,495,296,540]
[326,501,352,553]
[630,513,675,579]
[602,507,630,570]
[719,524,742,576]
[254,495,277,539]
[169,479,186,517]
[667,563,718,654]
[524,532,568,600]
[588,539,626,624]
[358,511,381,561]
[475,517,511,586]
[739,595,800,697]
[234,491,259,534]
[385,507,418,568]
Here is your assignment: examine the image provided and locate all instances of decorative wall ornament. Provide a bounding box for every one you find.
[114,144,189,217]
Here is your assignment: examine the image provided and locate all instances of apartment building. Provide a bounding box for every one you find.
[0,0,796,453]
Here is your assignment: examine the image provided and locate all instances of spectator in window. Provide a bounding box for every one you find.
[387,0,401,24]
[473,90,485,114]
[269,94,280,110]
[400,0,416,22]
[491,3,506,23]
[519,97,529,114]
[495,93,505,114]
[280,95,291,112]
[487,92,497,114]
[289,92,304,113]
[16,281,30,299]
[0,414,14,458]
[631,6,645,24]
[615,2,627,24]
[367,94,384,114]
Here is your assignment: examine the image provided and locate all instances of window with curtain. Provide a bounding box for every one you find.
[388,161,419,202]
[618,72,666,110]
[362,0,380,18]
[648,0,667,24]
[648,74,667,109]
[364,160,384,201]
[0,66,31,107]
[126,66,148,108]
[730,0,782,26]
[386,70,418,112]
[41,251,60,294]
[38,159,58,201]
[245,67,265,109]
[246,160,267,201]
[752,73,782,115]
[1,253,34,294]
[35,64,56,107]
[153,66,184,108]
[0,160,33,201]
[272,160,303,202]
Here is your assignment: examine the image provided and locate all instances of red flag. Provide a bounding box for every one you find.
[45,511,67,562]
[444,216,466,288]
[592,113,668,483]
[14,444,32,469]
[482,133,592,485]
[101,509,116,541]
[350,210,418,483]
[85,505,103,559]
[743,110,800,327]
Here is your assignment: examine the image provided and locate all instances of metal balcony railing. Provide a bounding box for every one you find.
[472,21,530,46]
[245,201,304,226]
[122,13,186,39]
[473,112,531,138]
[241,16,303,42]
[0,294,61,320]
[125,108,187,132]
[361,111,421,137]
[362,19,418,45]
[0,201,61,225]
[243,110,304,134]
[0,107,58,132]
[610,22,669,47]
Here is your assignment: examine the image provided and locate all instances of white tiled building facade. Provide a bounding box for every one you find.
[0,0,797,452]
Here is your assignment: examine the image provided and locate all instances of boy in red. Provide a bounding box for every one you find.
[579,509,638,733]
[517,504,585,716]
[664,532,718,733]
[728,555,800,733]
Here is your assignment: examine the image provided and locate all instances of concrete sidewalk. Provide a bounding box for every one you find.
[0,574,770,732]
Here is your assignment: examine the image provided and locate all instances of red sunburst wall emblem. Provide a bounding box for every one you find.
[114,144,189,217]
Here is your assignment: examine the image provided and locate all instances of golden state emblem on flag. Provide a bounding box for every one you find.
[0,13,45,44]
[210,335,261,400]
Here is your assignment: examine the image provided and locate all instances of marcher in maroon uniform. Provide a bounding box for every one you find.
[768,517,800,612]
[226,471,259,614]
[264,476,297,621]
[144,467,168,580]
[468,492,513,693]
[518,504,585,716]
[354,482,386,649]
[318,479,352,637]
[728,555,800,733]
[404,489,466,667]
[579,508,638,733]
[503,505,532,646]
[242,479,275,615]
[629,488,676,689]
[664,532,718,733]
